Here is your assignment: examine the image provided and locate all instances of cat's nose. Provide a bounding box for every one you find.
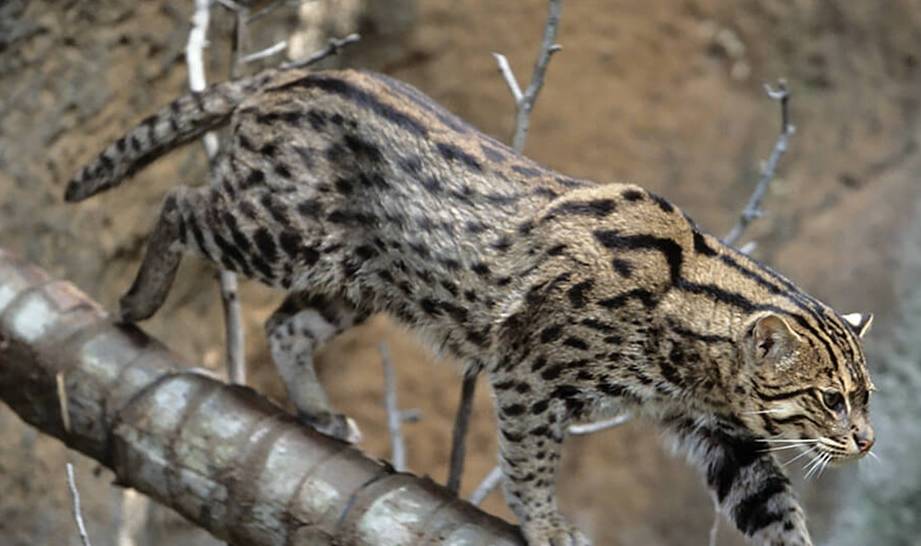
[853,428,875,453]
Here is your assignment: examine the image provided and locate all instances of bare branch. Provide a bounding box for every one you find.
[66,463,93,546]
[57,372,94,546]
[492,53,523,103]
[492,0,565,152]
[469,466,504,506]
[723,80,795,247]
[380,342,407,472]
[186,0,247,385]
[217,272,245,384]
[447,373,477,494]
[239,40,288,64]
[281,33,362,70]
[186,0,220,158]
[514,0,564,151]
[0,248,525,546]
[451,0,571,498]
[245,0,289,24]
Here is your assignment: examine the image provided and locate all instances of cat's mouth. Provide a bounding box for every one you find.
[762,436,867,477]
[801,438,869,474]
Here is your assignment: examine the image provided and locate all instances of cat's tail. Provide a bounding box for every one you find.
[64,71,277,202]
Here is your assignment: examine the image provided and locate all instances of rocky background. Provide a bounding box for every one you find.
[1,1,920,545]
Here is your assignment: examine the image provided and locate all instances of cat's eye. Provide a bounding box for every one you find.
[822,390,845,413]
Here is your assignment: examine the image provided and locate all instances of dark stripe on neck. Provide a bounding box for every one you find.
[676,280,840,366]
[720,246,853,367]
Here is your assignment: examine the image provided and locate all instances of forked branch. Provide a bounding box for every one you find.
[723,80,795,247]
[493,0,565,152]
[447,0,568,497]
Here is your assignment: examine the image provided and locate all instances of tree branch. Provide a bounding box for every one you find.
[0,247,525,546]
[58,373,94,546]
[379,342,407,472]
[448,0,576,497]
[186,0,247,385]
[446,373,477,494]
[469,466,503,506]
[492,0,565,152]
[722,80,794,247]
[282,33,362,70]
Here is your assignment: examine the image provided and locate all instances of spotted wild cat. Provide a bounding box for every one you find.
[65,66,875,546]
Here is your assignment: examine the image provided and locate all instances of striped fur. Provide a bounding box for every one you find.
[65,67,874,546]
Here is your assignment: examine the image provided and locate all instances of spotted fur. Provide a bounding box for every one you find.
[65,67,874,546]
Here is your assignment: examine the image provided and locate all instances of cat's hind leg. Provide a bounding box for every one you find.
[266,291,368,443]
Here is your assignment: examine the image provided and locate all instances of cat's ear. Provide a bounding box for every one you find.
[748,312,800,363]
[842,312,873,338]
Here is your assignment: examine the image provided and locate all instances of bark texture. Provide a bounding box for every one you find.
[0,247,522,546]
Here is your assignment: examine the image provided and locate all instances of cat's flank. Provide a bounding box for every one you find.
[66,66,875,546]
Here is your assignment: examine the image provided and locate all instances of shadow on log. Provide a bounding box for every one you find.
[0,247,523,546]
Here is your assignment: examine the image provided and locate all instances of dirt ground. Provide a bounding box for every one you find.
[2,1,920,545]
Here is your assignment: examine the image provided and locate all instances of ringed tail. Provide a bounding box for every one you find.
[64,71,276,202]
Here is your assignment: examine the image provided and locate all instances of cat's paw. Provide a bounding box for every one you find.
[523,515,591,546]
[298,410,362,444]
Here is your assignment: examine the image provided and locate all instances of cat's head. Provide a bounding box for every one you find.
[737,310,875,466]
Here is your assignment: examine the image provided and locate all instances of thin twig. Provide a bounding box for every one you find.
[469,465,504,506]
[187,0,247,385]
[66,464,92,546]
[450,0,569,497]
[722,80,794,247]
[380,342,407,471]
[492,0,565,152]
[447,373,477,494]
[492,53,523,103]
[229,2,250,78]
[281,33,361,70]
[239,40,288,64]
[57,373,93,546]
[245,0,289,24]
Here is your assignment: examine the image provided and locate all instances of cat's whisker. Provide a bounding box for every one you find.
[760,438,821,444]
[765,444,807,453]
[816,453,832,479]
[781,446,815,467]
[803,451,829,480]
[813,452,832,479]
